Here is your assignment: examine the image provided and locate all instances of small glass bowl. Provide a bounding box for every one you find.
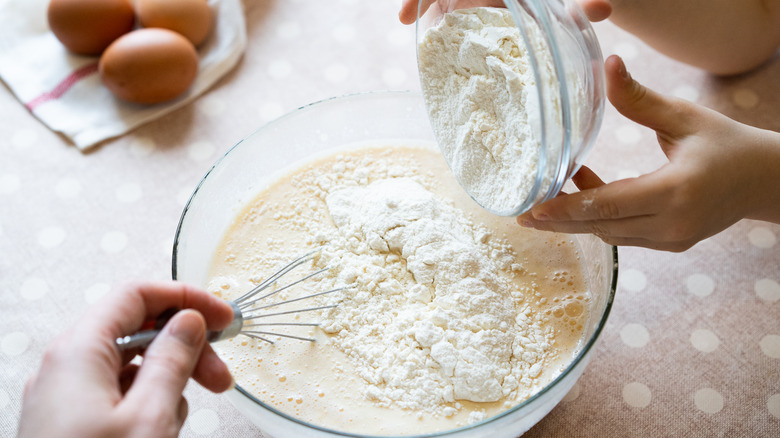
[172,92,617,438]
[415,0,605,216]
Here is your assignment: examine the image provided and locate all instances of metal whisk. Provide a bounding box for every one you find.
[115,248,344,350]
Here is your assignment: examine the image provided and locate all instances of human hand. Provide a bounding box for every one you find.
[18,281,235,438]
[517,55,780,252]
[398,0,611,25]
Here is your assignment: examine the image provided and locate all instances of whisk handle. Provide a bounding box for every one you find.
[116,330,161,350]
[114,301,243,351]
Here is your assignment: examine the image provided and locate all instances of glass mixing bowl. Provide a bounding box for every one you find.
[415,0,605,216]
[172,91,617,438]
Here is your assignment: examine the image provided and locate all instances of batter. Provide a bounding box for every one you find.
[207,143,590,435]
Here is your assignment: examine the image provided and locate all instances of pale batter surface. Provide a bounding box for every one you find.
[207,144,590,435]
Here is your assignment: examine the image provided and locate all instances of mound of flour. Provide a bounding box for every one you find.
[418,7,558,214]
[317,177,554,418]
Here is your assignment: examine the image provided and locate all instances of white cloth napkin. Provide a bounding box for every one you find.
[0,0,246,150]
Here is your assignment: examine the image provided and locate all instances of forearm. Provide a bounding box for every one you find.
[608,0,780,75]
[744,128,780,223]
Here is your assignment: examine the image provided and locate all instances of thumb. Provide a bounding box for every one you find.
[606,55,695,140]
[122,310,206,417]
[577,0,612,22]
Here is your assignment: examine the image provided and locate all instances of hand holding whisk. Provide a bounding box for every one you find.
[116,248,347,350]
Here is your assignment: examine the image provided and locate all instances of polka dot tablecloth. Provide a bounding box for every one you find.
[1,1,778,437]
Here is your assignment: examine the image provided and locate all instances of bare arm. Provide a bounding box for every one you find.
[601,0,780,75]
[402,0,780,75]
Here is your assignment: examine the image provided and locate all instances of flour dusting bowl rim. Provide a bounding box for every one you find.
[172,91,617,438]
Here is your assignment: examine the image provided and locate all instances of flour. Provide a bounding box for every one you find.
[316,176,554,417]
[418,7,560,215]
[208,145,590,433]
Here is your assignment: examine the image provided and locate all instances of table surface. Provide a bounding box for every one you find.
[2,1,779,437]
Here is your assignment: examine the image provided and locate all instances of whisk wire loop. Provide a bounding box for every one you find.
[115,247,347,350]
[240,286,347,311]
[234,247,324,306]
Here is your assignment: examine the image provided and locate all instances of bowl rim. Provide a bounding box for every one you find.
[171,90,618,438]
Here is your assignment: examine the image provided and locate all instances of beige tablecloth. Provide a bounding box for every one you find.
[1,1,779,437]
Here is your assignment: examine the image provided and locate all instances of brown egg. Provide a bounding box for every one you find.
[47,0,136,55]
[99,28,199,104]
[136,0,214,47]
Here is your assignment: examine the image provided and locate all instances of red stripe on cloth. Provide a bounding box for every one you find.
[25,63,100,111]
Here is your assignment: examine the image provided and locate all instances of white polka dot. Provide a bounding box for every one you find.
[616,169,640,180]
[116,183,142,203]
[615,125,641,144]
[672,85,700,102]
[129,137,156,157]
[694,388,724,414]
[0,174,21,194]
[759,334,780,358]
[619,268,646,292]
[324,63,350,83]
[332,25,356,42]
[84,283,110,304]
[188,408,220,435]
[21,277,49,301]
[755,278,780,303]
[101,231,128,254]
[613,42,639,60]
[562,382,581,402]
[690,329,720,353]
[686,273,714,297]
[748,227,776,249]
[768,394,780,419]
[12,128,37,149]
[386,27,413,47]
[187,141,215,162]
[268,59,292,79]
[37,226,66,248]
[275,21,300,39]
[2,332,30,356]
[732,88,759,109]
[55,177,82,199]
[620,323,650,348]
[622,382,651,408]
[0,388,8,409]
[258,102,284,122]
[198,95,226,117]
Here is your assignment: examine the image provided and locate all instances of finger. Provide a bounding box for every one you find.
[519,215,657,240]
[122,310,206,415]
[399,0,436,24]
[177,397,189,429]
[84,281,234,346]
[23,372,38,398]
[517,166,603,224]
[606,55,695,140]
[191,343,233,393]
[521,170,674,222]
[571,165,606,190]
[577,0,611,22]
[596,235,694,253]
[119,363,139,394]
